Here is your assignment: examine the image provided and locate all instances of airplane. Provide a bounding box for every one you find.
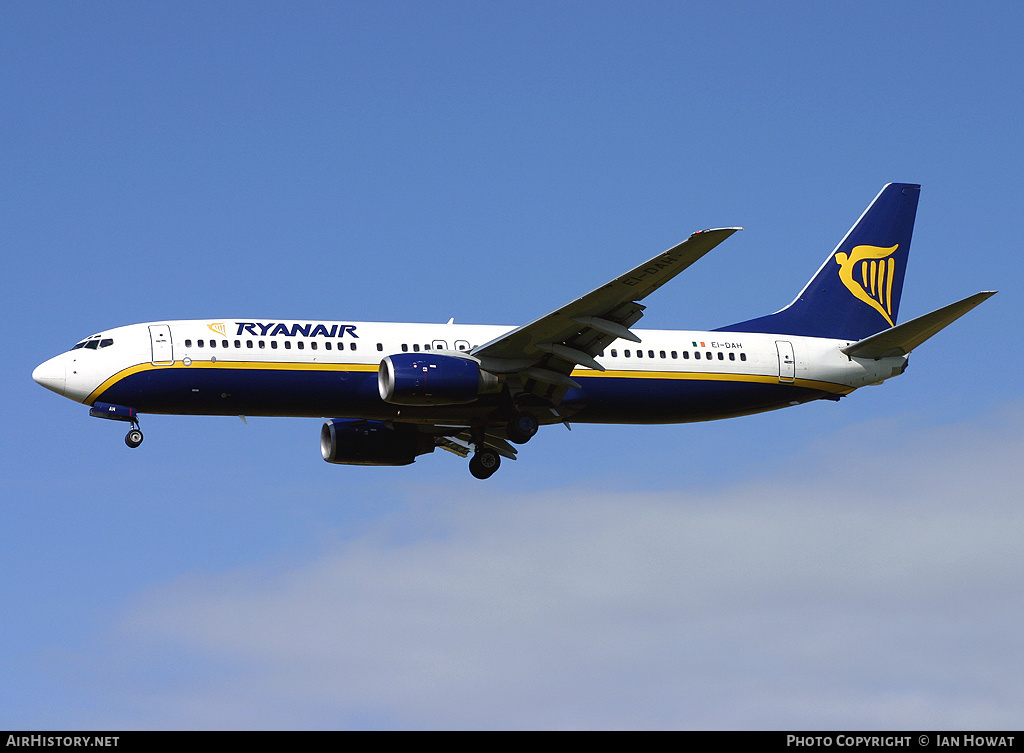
[32,183,995,479]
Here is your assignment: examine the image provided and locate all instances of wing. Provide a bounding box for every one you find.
[472,227,741,403]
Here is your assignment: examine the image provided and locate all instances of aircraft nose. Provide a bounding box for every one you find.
[32,356,66,396]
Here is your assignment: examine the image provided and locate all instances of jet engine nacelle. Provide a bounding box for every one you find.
[321,419,434,466]
[378,353,499,406]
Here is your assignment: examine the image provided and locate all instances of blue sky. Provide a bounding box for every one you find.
[3,1,1022,729]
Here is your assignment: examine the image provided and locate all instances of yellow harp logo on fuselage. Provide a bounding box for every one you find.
[834,244,898,327]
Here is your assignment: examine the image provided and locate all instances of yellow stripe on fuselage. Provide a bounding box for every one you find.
[85,359,379,405]
[570,368,851,394]
[85,358,852,406]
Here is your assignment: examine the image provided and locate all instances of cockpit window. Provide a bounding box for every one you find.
[72,336,113,350]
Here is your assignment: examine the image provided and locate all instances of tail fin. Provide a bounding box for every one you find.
[716,183,921,340]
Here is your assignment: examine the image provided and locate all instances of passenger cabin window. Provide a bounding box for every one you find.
[271,341,278,349]
[284,341,292,349]
[377,343,383,351]
[310,342,317,350]
[402,344,408,352]
[350,343,356,351]
[185,339,192,347]
[413,344,420,352]
[297,341,304,350]
[234,340,241,348]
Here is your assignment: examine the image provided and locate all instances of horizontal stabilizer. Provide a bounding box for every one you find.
[841,291,996,359]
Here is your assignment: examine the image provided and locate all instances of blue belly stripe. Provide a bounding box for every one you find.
[93,361,836,424]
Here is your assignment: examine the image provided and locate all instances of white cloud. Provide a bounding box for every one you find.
[114,405,1024,729]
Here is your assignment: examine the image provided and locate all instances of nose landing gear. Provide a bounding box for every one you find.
[89,401,143,448]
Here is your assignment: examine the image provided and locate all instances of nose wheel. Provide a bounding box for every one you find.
[125,424,144,448]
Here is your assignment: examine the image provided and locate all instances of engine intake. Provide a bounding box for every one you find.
[321,419,434,466]
[378,353,499,406]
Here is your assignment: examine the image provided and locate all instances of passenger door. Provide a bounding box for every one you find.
[776,340,795,383]
[149,325,174,365]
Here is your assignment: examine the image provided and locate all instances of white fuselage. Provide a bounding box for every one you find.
[33,318,906,425]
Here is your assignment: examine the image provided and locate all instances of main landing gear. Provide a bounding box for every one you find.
[505,411,538,445]
[466,422,504,480]
[465,410,539,479]
[469,448,501,479]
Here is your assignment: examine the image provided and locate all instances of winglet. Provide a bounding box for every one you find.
[841,291,996,359]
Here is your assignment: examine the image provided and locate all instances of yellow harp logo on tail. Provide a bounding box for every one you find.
[834,244,898,327]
